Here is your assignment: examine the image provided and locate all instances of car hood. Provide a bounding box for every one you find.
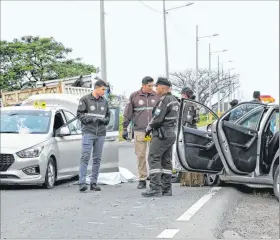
[0,134,50,153]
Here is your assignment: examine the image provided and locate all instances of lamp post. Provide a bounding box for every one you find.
[209,48,227,109]
[162,1,194,79]
[196,26,219,102]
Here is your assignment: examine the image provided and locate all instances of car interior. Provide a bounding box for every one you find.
[260,110,279,174]
[181,102,223,173]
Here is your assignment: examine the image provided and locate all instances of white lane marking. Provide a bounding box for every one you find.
[157,229,180,239]
[176,187,221,221]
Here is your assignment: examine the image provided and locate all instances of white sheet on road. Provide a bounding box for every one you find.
[74,167,137,185]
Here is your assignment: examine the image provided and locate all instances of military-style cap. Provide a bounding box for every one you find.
[181,87,194,96]
[253,91,260,98]
[156,77,172,87]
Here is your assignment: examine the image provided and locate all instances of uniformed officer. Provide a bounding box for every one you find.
[229,99,238,108]
[122,76,159,189]
[172,87,199,183]
[77,79,111,192]
[142,77,180,197]
[251,91,262,103]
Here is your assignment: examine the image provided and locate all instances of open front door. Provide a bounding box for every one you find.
[215,102,266,175]
[176,99,223,174]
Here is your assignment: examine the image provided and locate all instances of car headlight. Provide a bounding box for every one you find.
[16,145,44,158]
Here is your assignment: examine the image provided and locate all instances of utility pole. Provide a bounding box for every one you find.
[196,25,199,101]
[217,55,220,116]
[163,0,169,79]
[228,69,231,102]
[221,66,224,113]
[208,43,212,109]
[100,0,107,83]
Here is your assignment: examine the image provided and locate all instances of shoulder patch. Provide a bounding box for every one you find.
[155,108,161,116]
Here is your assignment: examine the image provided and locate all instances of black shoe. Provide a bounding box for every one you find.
[90,183,101,191]
[162,188,172,196]
[137,180,146,189]
[79,183,88,192]
[147,176,151,181]
[141,188,162,197]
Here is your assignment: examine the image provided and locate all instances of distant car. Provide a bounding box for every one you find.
[0,95,119,188]
[176,100,279,200]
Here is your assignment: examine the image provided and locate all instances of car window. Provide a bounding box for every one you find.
[182,100,218,131]
[67,118,82,135]
[239,109,263,130]
[268,110,279,134]
[228,103,262,122]
[0,110,51,134]
[106,108,116,132]
[53,112,65,132]
[63,110,76,122]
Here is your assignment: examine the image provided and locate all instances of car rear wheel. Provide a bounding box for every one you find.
[204,174,218,186]
[273,165,279,201]
[44,157,56,189]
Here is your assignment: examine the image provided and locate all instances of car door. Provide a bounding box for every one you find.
[176,99,224,174]
[54,110,82,178]
[215,102,267,175]
[100,105,120,173]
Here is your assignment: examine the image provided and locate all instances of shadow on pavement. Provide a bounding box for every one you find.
[0,177,77,191]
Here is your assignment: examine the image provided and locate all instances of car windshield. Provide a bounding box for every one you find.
[0,110,52,134]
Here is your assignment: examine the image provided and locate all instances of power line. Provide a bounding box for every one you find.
[137,1,161,13]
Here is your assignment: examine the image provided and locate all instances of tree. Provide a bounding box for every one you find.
[170,68,240,106]
[0,36,97,91]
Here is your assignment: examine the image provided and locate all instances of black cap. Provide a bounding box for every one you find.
[230,99,238,106]
[253,91,260,99]
[156,77,172,87]
[181,87,194,96]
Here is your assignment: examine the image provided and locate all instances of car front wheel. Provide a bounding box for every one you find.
[204,174,218,186]
[44,157,56,189]
[273,165,279,201]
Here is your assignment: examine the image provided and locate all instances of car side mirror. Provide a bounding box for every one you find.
[56,126,70,137]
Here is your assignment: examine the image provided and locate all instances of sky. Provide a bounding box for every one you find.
[1,0,279,103]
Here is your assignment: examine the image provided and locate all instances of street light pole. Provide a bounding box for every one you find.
[217,55,220,116]
[196,25,199,101]
[163,0,169,79]
[209,43,212,108]
[221,65,224,113]
[100,0,107,83]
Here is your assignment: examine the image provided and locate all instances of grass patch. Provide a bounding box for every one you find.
[119,115,124,141]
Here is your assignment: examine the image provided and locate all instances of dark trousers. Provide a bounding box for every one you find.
[148,133,176,191]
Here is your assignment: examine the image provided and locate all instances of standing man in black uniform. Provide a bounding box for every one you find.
[142,77,180,197]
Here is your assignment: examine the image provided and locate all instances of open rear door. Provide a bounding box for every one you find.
[176,99,223,174]
[215,102,266,175]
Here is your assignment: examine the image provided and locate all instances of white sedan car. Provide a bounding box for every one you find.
[0,98,119,188]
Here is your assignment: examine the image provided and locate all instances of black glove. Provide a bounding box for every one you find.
[145,129,152,138]
[122,129,128,140]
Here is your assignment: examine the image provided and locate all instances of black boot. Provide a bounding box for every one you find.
[79,183,88,192]
[137,180,146,189]
[162,188,172,196]
[141,188,162,197]
[90,183,101,191]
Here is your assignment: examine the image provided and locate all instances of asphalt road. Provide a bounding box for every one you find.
[1,142,279,239]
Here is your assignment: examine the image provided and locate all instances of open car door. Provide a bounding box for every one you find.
[215,102,267,175]
[176,99,224,174]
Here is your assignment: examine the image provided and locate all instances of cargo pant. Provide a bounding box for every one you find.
[134,131,149,180]
[148,130,176,191]
[79,134,105,184]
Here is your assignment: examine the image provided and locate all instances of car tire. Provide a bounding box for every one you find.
[204,174,218,186]
[273,165,279,201]
[44,157,56,189]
